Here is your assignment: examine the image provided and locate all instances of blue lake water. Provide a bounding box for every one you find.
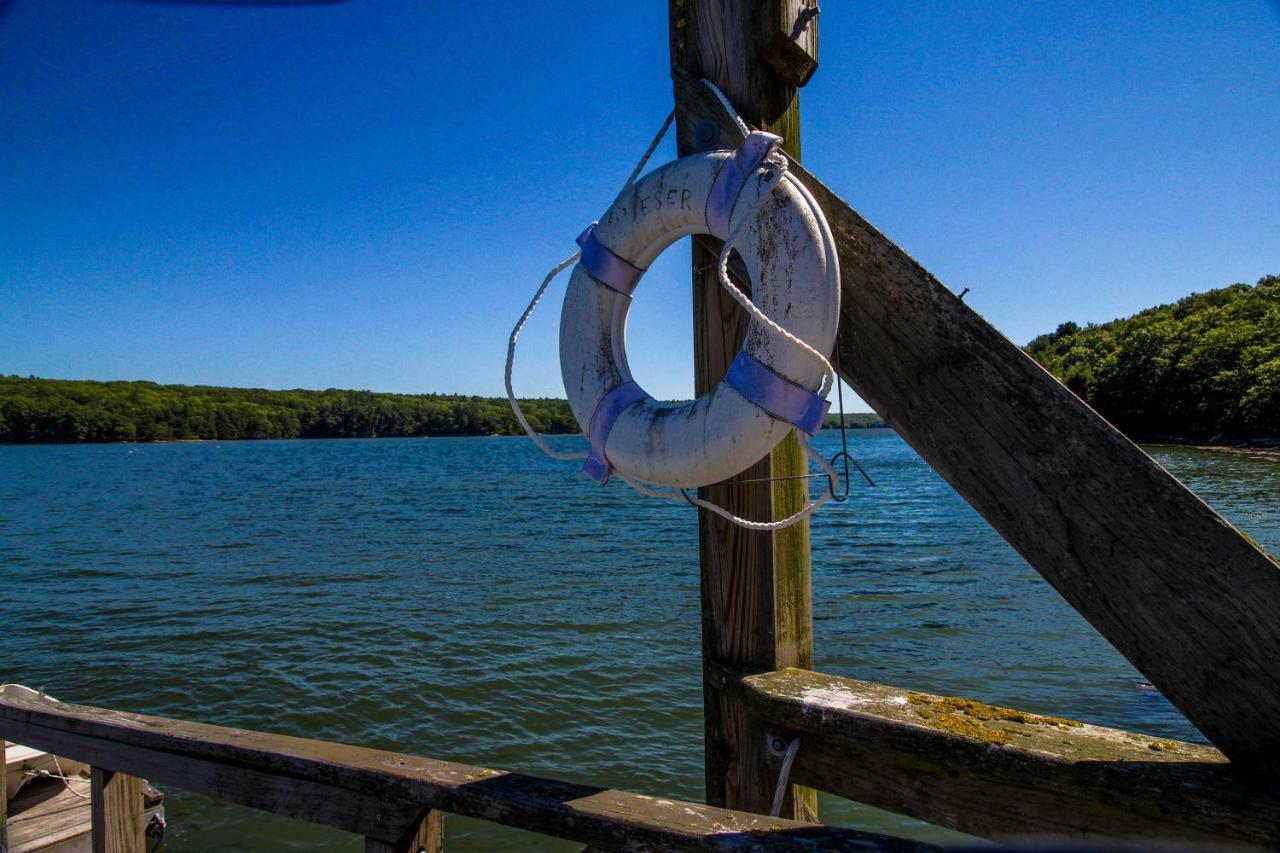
[1,432,1276,850]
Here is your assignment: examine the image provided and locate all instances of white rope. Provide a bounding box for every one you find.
[617,433,838,531]
[27,754,90,800]
[716,183,837,398]
[700,78,751,136]
[644,96,841,529]
[624,111,675,187]
[769,736,802,818]
[505,251,586,460]
[692,77,838,397]
[504,112,676,459]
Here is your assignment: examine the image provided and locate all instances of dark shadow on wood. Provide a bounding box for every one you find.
[714,665,1280,846]
[673,65,1280,770]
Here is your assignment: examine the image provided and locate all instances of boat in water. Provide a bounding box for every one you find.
[3,685,165,852]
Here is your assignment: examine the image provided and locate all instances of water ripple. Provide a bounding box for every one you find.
[1,435,1275,851]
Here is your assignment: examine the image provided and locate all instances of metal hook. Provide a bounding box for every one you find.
[826,337,875,500]
[679,335,876,504]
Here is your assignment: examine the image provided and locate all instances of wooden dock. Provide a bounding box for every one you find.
[3,762,162,853]
[4,676,1280,850]
[2,2,1277,850]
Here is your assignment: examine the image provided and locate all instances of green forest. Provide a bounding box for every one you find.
[0,379,579,443]
[1027,275,1278,440]
[0,376,887,444]
[2,275,1274,444]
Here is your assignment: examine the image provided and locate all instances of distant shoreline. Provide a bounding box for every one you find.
[0,375,894,444]
[13,428,1280,453]
[5,375,1273,450]
[1,423,897,447]
[1188,445,1280,458]
[1142,437,1280,457]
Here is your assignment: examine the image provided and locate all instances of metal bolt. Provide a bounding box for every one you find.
[694,119,720,150]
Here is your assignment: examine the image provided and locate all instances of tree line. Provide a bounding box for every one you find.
[1026,275,1278,440]
[6,274,1273,445]
[0,375,889,445]
[0,378,579,443]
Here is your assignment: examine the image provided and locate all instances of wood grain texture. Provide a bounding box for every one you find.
[670,0,817,821]
[89,769,142,853]
[715,666,1280,846]
[364,809,443,853]
[2,739,8,851]
[7,777,162,853]
[7,778,94,853]
[0,689,931,852]
[673,69,1280,769]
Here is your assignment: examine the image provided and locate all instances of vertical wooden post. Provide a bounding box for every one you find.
[364,810,444,853]
[1,739,8,852]
[669,0,819,821]
[90,767,145,853]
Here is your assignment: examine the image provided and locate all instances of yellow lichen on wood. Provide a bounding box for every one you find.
[905,692,1085,745]
[923,714,1012,744]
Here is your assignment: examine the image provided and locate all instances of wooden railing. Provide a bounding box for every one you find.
[711,666,1280,847]
[7,673,1279,851]
[0,685,931,853]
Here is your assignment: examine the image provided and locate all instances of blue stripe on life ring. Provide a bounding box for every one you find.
[704,131,783,240]
[576,224,644,296]
[724,351,829,437]
[581,381,649,484]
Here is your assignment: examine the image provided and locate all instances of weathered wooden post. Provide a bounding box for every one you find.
[364,810,443,853]
[668,0,821,820]
[90,767,145,853]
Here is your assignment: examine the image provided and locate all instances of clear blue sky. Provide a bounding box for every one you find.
[1,1,1277,406]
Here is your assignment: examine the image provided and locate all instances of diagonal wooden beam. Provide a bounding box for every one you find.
[673,69,1280,769]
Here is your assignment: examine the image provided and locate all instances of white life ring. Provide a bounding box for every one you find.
[559,131,840,491]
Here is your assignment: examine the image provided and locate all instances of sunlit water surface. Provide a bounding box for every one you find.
[1,433,1276,850]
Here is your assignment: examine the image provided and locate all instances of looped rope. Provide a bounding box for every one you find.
[504,251,587,461]
[504,112,674,460]
[618,434,838,532]
[716,182,838,399]
[506,83,843,530]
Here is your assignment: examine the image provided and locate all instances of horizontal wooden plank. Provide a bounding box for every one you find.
[8,777,96,853]
[672,68,1280,769]
[0,687,932,852]
[1,703,425,843]
[714,665,1280,845]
